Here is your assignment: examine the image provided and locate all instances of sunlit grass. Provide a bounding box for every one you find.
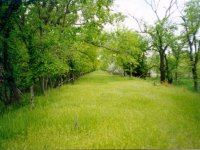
[0,70,200,149]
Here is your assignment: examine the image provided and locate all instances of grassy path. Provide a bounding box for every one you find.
[1,71,200,149]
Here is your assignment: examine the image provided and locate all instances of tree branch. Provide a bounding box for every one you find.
[84,40,132,55]
[0,0,21,32]
[144,0,160,21]
[164,0,177,19]
[144,0,176,22]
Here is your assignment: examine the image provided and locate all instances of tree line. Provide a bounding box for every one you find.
[99,0,200,92]
[0,0,199,108]
[0,0,119,106]
[142,0,200,91]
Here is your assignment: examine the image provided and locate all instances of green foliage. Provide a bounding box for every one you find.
[147,20,176,52]
[184,0,200,31]
[7,31,32,89]
[100,29,148,77]
[0,0,118,104]
[67,42,98,75]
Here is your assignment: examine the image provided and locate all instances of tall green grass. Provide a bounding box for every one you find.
[0,71,200,149]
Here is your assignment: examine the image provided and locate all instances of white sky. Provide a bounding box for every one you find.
[105,0,188,31]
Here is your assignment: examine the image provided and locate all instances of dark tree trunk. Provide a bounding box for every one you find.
[0,0,22,32]
[183,19,199,91]
[3,28,21,104]
[8,78,21,103]
[49,77,53,88]
[192,39,199,91]
[44,77,48,90]
[165,54,173,84]
[188,38,199,91]
[4,83,9,103]
[165,55,169,82]
[174,54,180,82]
[40,77,45,95]
[130,64,133,77]
[192,60,199,91]
[60,77,63,86]
[175,72,178,82]
[174,61,179,82]
[69,72,75,84]
[159,52,165,83]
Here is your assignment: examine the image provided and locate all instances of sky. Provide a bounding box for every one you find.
[105,0,188,31]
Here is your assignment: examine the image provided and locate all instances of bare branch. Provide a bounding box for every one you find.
[156,0,161,10]
[129,14,146,33]
[144,0,177,22]
[175,0,186,18]
[144,0,160,21]
[164,0,177,19]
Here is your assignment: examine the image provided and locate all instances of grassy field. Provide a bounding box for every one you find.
[0,71,200,149]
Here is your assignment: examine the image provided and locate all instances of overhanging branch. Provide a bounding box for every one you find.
[84,40,132,55]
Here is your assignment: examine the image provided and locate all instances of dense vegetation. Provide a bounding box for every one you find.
[0,0,121,106]
[0,71,200,149]
[0,0,200,107]
[0,0,200,148]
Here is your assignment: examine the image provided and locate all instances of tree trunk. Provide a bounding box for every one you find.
[165,54,173,84]
[174,55,180,82]
[159,52,165,83]
[130,65,133,77]
[69,73,75,84]
[3,28,21,104]
[184,20,199,91]
[8,79,21,103]
[49,77,53,88]
[60,77,63,86]
[175,72,178,82]
[0,0,22,32]
[188,36,199,91]
[4,83,9,104]
[40,77,45,95]
[174,61,178,82]
[30,85,34,109]
[44,77,48,90]
[192,63,199,92]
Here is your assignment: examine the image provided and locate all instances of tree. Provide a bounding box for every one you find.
[147,21,176,83]
[133,0,177,83]
[98,29,148,78]
[180,0,200,91]
[0,0,119,105]
[0,0,22,104]
[169,36,183,82]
